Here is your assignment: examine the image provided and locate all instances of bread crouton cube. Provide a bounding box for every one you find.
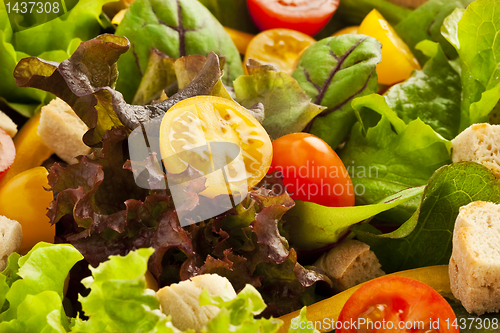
[450,201,500,315]
[0,215,23,271]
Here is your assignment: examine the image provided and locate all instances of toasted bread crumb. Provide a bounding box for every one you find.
[315,240,385,292]
[38,98,91,164]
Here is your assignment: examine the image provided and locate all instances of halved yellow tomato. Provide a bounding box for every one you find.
[358,9,420,85]
[244,28,316,75]
[0,166,55,252]
[159,96,272,198]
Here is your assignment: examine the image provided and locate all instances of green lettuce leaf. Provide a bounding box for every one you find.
[283,186,424,251]
[338,94,452,222]
[0,243,83,331]
[115,0,243,102]
[234,62,325,140]
[72,248,172,333]
[200,284,282,333]
[442,0,500,131]
[353,162,500,272]
[0,0,116,117]
[394,0,473,64]
[384,40,462,140]
[292,35,381,148]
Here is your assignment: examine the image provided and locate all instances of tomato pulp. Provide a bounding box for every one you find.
[247,0,339,36]
[270,133,354,207]
[337,276,459,333]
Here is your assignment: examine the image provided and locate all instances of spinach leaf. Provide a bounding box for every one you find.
[384,40,461,140]
[115,0,243,103]
[394,0,473,64]
[283,186,424,251]
[338,94,452,223]
[234,61,325,140]
[292,35,381,149]
[443,0,500,131]
[353,162,500,273]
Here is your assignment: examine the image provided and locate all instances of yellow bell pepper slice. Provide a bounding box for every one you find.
[358,9,420,85]
[0,112,53,187]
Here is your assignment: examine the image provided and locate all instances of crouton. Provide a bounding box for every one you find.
[0,215,23,271]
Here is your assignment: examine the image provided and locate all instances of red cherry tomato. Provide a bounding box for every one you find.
[337,276,459,333]
[270,133,354,207]
[0,128,15,182]
[247,0,339,36]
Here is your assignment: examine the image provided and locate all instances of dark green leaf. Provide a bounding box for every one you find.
[197,0,258,33]
[394,0,473,64]
[384,40,461,140]
[354,162,500,272]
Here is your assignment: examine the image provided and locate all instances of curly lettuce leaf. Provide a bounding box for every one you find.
[292,35,381,149]
[384,40,462,140]
[394,0,473,64]
[353,162,500,272]
[339,94,452,222]
[288,307,320,333]
[233,62,325,140]
[115,0,243,102]
[283,186,424,251]
[0,0,116,117]
[442,0,500,131]
[200,284,282,333]
[0,243,83,331]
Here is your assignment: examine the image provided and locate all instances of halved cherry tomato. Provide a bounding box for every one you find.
[159,96,272,198]
[337,276,458,333]
[270,133,354,207]
[0,166,55,252]
[244,28,315,75]
[247,0,339,36]
[358,9,420,85]
[0,128,15,182]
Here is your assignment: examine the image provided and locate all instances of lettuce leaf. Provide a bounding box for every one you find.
[292,35,381,149]
[384,40,462,140]
[234,62,325,140]
[442,0,500,131]
[114,0,243,102]
[353,162,500,272]
[0,243,83,332]
[0,0,115,117]
[339,94,452,222]
[283,186,424,251]
[394,0,473,64]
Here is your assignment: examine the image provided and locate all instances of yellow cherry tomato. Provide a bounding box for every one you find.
[332,26,359,36]
[159,96,272,198]
[244,28,316,75]
[223,27,255,55]
[0,166,55,252]
[0,112,53,187]
[358,9,420,85]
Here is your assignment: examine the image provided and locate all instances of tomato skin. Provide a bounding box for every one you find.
[247,0,339,36]
[270,133,354,207]
[0,166,55,252]
[0,128,15,182]
[337,276,459,333]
